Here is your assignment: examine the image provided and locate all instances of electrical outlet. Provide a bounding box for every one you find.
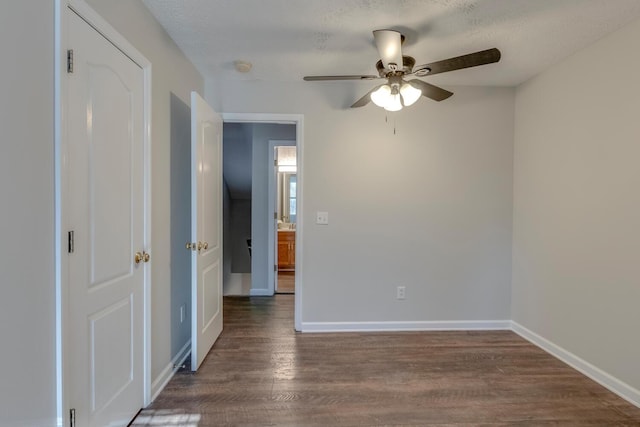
[180,304,186,323]
[396,286,406,300]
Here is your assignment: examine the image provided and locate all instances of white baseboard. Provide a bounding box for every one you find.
[511,321,640,408]
[301,320,511,333]
[250,288,274,296]
[150,339,191,402]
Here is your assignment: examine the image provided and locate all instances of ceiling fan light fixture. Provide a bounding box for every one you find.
[400,82,422,106]
[371,83,406,111]
[384,93,403,111]
[371,84,403,111]
[371,84,391,107]
[305,30,502,110]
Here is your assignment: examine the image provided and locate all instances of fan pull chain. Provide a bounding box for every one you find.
[384,114,397,135]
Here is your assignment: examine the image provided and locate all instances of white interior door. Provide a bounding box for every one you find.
[191,92,223,371]
[66,8,146,426]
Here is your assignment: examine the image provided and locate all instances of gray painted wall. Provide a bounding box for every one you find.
[0,2,56,425]
[223,122,253,199]
[513,17,640,393]
[223,123,253,276]
[208,81,515,320]
[169,93,192,359]
[230,199,252,272]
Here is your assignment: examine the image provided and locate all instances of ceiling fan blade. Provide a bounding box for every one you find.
[373,30,403,70]
[303,75,379,81]
[350,85,382,108]
[414,48,501,76]
[407,79,453,102]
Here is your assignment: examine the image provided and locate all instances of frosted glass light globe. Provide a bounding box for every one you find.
[384,93,403,111]
[400,82,422,106]
[371,85,391,107]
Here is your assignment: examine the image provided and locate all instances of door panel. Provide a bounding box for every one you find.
[67,8,145,426]
[203,124,220,253]
[202,261,221,329]
[90,296,133,412]
[88,65,134,285]
[191,92,223,371]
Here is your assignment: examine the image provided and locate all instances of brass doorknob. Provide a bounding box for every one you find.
[186,242,197,251]
[197,241,203,251]
[143,252,150,263]
[203,242,209,250]
[134,252,143,265]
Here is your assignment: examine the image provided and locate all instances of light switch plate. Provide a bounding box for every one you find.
[316,211,329,225]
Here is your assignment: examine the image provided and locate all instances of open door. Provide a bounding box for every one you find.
[190,92,223,371]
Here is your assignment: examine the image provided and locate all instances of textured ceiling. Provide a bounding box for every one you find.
[142,0,640,86]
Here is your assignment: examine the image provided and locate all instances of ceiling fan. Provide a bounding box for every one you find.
[303,30,501,111]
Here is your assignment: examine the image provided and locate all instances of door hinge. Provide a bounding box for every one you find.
[274,264,277,272]
[274,159,278,167]
[274,212,277,220]
[67,49,74,73]
[68,230,74,254]
[69,408,76,427]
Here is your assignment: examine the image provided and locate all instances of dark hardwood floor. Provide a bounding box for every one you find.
[276,271,295,294]
[132,296,640,426]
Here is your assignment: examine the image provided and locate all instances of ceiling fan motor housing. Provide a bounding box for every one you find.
[376,55,416,77]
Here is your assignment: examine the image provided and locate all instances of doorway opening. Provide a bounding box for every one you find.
[270,143,297,294]
[221,113,304,331]
[221,122,254,296]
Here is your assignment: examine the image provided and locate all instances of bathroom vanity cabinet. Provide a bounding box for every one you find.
[277,230,295,270]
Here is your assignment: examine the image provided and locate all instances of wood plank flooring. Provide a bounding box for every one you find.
[132,296,640,426]
[276,271,295,294]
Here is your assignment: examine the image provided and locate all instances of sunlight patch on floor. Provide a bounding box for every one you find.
[130,409,201,426]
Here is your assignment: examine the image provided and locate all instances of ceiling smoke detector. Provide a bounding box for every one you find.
[234,60,252,73]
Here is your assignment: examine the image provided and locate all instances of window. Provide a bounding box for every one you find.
[289,175,297,222]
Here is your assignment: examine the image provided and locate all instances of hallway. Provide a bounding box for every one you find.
[132,296,640,426]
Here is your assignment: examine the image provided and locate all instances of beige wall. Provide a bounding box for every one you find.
[86,0,204,390]
[207,80,515,325]
[513,17,640,395]
[0,2,56,426]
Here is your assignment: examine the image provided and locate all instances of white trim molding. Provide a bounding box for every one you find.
[150,340,191,402]
[301,320,511,333]
[512,321,640,408]
[250,288,274,297]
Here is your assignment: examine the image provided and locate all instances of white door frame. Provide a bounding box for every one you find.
[222,113,304,331]
[267,140,296,294]
[55,0,153,424]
